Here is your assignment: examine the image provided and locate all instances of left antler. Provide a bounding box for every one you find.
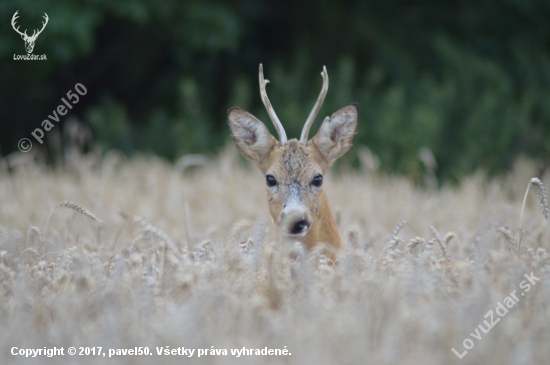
[11,11,28,38]
[300,66,329,145]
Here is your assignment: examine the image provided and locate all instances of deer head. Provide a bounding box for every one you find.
[11,11,49,54]
[228,64,358,251]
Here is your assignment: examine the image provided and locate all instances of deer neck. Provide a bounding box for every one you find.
[303,191,342,250]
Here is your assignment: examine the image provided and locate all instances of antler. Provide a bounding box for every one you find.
[300,66,329,145]
[11,11,28,37]
[11,11,48,40]
[259,64,287,146]
[36,13,50,37]
[30,13,49,39]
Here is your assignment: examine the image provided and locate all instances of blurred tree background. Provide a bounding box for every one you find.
[1,0,549,181]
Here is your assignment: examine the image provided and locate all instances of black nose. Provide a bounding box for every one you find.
[290,219,310,234]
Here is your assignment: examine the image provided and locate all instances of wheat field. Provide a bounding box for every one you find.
[0,147,549,365]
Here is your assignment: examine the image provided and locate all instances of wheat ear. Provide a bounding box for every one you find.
[377,221,408,261]
[45,201,103,235]
[430,225,449,262]
[22,227,43,265]
[132,216,182,261]
[406,237,426,254]
[390,221,407,241]
[530,178,548,220]
[517,178,548,251]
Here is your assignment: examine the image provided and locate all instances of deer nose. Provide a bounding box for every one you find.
[289,218,310,235]
[280,209,310,236]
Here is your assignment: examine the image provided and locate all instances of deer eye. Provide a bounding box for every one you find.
[266,175,277,187]
[311,175,323,187]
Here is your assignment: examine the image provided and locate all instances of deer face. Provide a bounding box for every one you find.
[22,34,38,53]
[260,140,326,237]
[228,65,358,247]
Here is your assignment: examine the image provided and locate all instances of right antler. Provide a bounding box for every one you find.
[259,64,288,146]
[31,13,49,39]
[11,11,28,38]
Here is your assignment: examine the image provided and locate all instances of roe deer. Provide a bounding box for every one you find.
[228,64,358,253]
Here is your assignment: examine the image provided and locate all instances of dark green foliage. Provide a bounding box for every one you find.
[1,0,549,180]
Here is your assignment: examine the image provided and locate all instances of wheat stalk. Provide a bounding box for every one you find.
[26,226,43,245]
[229,219,253,244]
[378,237,404,264]
[443,231,464,258]
[180,188,192,249]
[132,216,182,261]
[29,251,62,271]
[430,225,449,262]
[346,226,360,249]
[497,227,515,248]
[22,226,43,265]
[517,178,548,251]
[111,218,132,252]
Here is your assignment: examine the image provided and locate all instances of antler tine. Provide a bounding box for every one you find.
[259,64,287,146]
[300,66,329,145]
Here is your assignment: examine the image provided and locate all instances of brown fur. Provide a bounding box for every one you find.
[256,140,341,249]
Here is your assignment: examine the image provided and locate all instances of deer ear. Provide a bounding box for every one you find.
[228,107,277,163]
[312,103,358,164]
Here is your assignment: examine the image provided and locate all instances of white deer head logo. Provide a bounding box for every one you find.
[11,11,49,54]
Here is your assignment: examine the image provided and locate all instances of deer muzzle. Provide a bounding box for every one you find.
[279,205,311,237]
